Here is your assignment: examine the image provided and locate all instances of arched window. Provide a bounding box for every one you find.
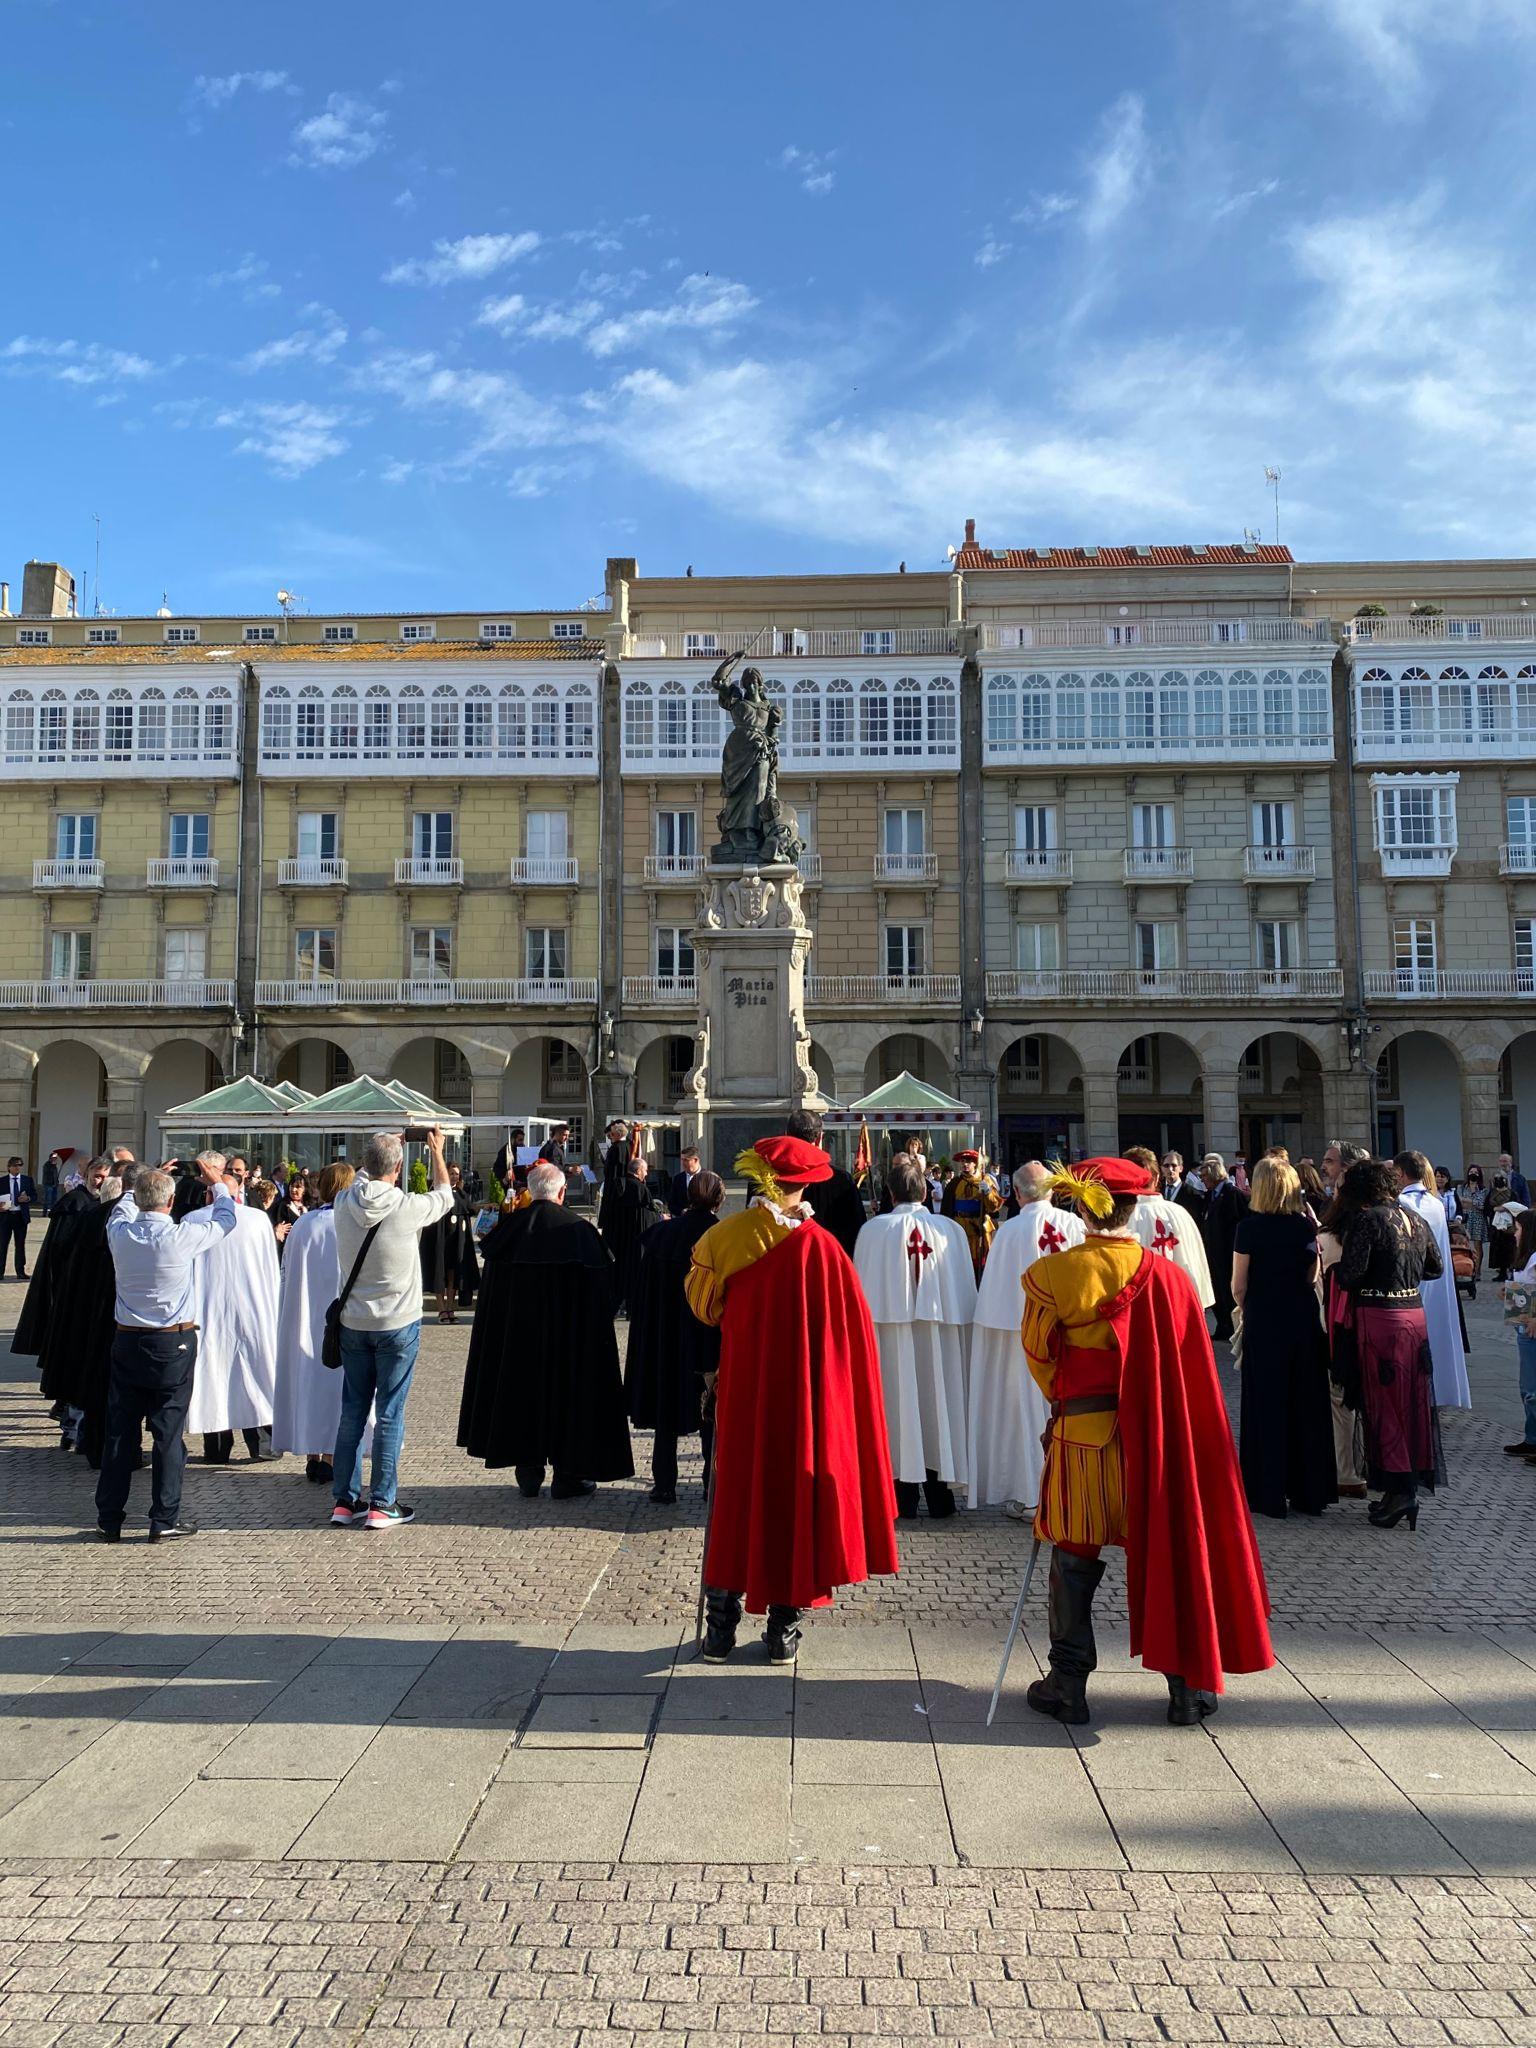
[1056,672,1086,747]
[927,675,957,754]
[205,686,233,758]
[1297,666,1329,740]
[498,684,527,759]
[140,687,167,761]
[531,683,560,759]
[1476,666,1511,739]
[171,687,201,761]
[1124,669,1155,747]
[657,680,687,760]
[1089,671,1119,744]
[295,686,324,761]
[5,690,34,765]
[1193,669,1224,746]
[363,684,392,760]
[464,685,492,760]
[430,684,460,760]
[690,681,719,755]
[1019,675,1050,748]
[1261,667,1293,739]
[563,682,594,759]
[1398,665,1433,736]
[262,686,291,760]
[825,677,854,757]
[329,685,359,759]
[1228,668,1259,740]
[1517,667,1536,738]
[623,680,653,756]
[105,689,134,762]
[397,685,426,759]
[1158,669,1190,743]
[987,673,1017,748]
[790,679,820,754]
[1438,666,1471,736]
[39,688,66,761]
[858,677,888,756]
[71,688,100,762]
[893,676,923,755]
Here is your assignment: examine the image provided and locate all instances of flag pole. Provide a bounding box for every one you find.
[693,1447,719,1651]
[986,1536,1043,1726]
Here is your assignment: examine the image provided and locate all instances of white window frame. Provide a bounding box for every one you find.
[399,621,436,642]
[244,623,278,643]
[883,807,926,857]
[409,926,452,981]
[87,625,120,645]
[413,810,454,860]
[164,928,208,982]
[654,925,696,985]
[1251,799,1295,848]
[17,627,51,647]
[655,809,699,860]
[1516,917,1535,991]
[56,812,98,861]
[168,812,210,861]
[1132,801,1176,850]
[1507,796,1536,848]
[480,620,517,641]
[683,631,718,657]
[1391,916,1438,993]
[525,925,568,982]
[50,930,92,980]
[322,623,357,643]
[550,620,586,642]
[1133,920,1179,974]
[296,811,339,861]
[164,623,199,644]
[1255,918,1300,975]
[295,928,337,984]
[526,810,569,861]
[1371,773,1459,859]
[884,923,925,981]
[1015,920,1060,971]
[1012,803,1057,851]
[862,629,896,656]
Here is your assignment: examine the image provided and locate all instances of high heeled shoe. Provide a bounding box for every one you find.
[1368,1492,1419,1530]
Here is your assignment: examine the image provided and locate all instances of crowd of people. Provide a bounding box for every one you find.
[10,1105,1527,1722]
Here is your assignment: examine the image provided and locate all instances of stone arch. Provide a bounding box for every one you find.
[1371,1027,1464,1165]
[1114,1028,1205,1160]
[1497,1026,1536,1166]
[860,1030,956,1098]
[1236,1030,1326,1162]
[807,1036,837,1100]
[635,1033,694,1113]
[144,1039,225,1139]
[272,1033,356,1097]
[388,1034,477,1112]
[992,1030,1085,1174]
[31,1040,108,1166]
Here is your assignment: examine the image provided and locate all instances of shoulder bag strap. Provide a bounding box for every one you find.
[335,1221,383,1311]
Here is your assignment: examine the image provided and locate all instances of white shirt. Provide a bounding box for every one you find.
[107,1187,238,1328]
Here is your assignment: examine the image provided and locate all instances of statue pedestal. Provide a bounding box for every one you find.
[687,862,826,1176]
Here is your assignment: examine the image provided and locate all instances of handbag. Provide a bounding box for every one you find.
[321,1221,383,1370]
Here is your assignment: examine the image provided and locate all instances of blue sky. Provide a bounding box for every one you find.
[4,0,1534,614]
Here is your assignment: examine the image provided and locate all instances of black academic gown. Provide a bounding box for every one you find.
[13,1185,96,1360]
[420,1191,481,1303]
[602,1174,663,1313]
[1199,1178,1247,1337]
[803,1166,867,1260]
[457,1201,633,1480]
[41,1200,117,1464]
[625,1206,722,1437]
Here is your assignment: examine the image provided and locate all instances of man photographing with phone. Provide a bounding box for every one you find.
[329,1126,454,1530]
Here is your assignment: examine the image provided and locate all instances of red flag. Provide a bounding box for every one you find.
[853,1118,872,1186]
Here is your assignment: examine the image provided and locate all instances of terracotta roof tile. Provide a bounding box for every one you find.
[953,542,1294,570]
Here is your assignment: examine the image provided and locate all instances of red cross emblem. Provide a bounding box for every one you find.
[1038,1218,1067,1256]
[1152,1217,1179,1257]
[906,1224,933,1291]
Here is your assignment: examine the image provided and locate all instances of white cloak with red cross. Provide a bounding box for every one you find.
[1125,1193,1215,1311]
[852,1203,975,1487]
[967,1198,1088,1510]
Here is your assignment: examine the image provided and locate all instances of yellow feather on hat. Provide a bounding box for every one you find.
[734,1146,785,1205]
[1040,1158,1116,1221]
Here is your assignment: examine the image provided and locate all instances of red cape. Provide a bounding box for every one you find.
[1111,1250,1273,1693]
[706,1218,899,1613]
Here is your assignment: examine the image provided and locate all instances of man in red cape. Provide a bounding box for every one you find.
[685,1133,898,1663]
[1021,1155,1272,1725]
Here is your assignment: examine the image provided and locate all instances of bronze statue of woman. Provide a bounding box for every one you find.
[709,652,802,864]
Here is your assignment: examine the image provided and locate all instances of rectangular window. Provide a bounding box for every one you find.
[1159,681,1190,741]
[1376,780,1457,856]
[244,623,277,643]
[1392,917,1437,992]
[526,810,569,860]
[1124,684,1154,746]
[262,695,292,759]
[5,700,34,762]
[1255,920,1298,973]
[296,811,338,861]
[1134,921,1179,973]
[71,696,100,759]
[324,691,357,759]
[1015,921,1060,971]
[1105,623,1141,647]
[480,621,517,641]
[462,693,491,758]
[1517,918,1535,991]
[1090,683,1120,743]
[1507,797,1536,847]
[409,926,452,980]
[531,690,560,758]
[683,632,718,657]
[105,697,133,760]
[1013,804,1057,851]
[50,930,92,980]
[1213,620,1248,644]
[169,813,210,860]
[294,694,323,760]
[87,625,120,645]
[862,630,895,656]
[295,928,337,984]
[164,624,199,644]
[1056,680,1086,745]
[525,926,567,981]
[859,685,888,756]
[825,686,854,756]
[364,693,392,759]
[550,620,586,641]
[884,924,925,980]
[1229,683,1258,738]
[655,926,696,983]
[164,929,207,982]
[791,684,820,753]
[1252,800,1294,847]
[1298,682,1329,739]
[56,813,98,861]
[1019,683,1051,746]
[18,627,52,647]
[138,696,166,760]
[892,683,923,755]
[564,691,594,758]
[883,808,925,857]
[397,693,426,758]
[413,811,453,860]
[655,810,698,860]
[1263,681,1293,737]
[400,621,436,642]
[322,623,356,643]
[430,692,459,759]
[1132,801,1175,849]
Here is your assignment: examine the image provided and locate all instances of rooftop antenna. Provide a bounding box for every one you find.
[276,588,303,643]
[92,512,102,616]
[1264,466,1282,545]
[1242,526,1262,548]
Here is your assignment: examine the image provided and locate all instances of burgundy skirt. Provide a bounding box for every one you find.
[1354,1303,1437,1484]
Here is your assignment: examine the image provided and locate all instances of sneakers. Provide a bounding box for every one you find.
[1002,1498,1034,1522]
[364,1501,416,1529]
[330,1497,367,1527]
[763,1623,801,1665]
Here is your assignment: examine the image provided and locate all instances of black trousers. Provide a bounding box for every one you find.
[650,1411,715,1495]
[95,1329,197,1531]
[0,1209,29,1275]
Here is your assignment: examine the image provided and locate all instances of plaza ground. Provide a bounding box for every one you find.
[0,1284,1533,2045]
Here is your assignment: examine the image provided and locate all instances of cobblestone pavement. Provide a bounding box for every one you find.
[2,1269,1534,2045]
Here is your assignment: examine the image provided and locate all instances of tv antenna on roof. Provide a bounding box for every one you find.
[276,588,304,642]
[1263,465,1282,545]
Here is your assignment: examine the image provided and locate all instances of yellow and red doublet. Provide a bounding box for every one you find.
[1021,1236,1144,1550]
[684,1200,796,1327]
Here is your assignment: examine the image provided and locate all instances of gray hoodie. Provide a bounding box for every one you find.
[334,1172,455,1333]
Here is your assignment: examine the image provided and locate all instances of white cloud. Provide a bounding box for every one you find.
[206,252,281,300]
[211,401,350,475]
[475,293,608,342]
[1300,0,1534,91]
[778,145,837,196]
[1013,192,1077,228]
[1212,177,1282,221]
[189,70,295,113]
[1081,92,1150,239]
[974,234,1011,269]
[352,349,563,472]
[1,335,169,386]
[384,230,541,286]
[584,274,757,357]
[290,92,388,169]
[392,187,417,212]
[238,307,347,372]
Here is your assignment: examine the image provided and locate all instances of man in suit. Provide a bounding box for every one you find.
[668,1145,701,1217]
[538,1122,570,1169]
[1197,1152,1247,1343]
[1,1157,37,1278]
[1159,1150,1204,1220]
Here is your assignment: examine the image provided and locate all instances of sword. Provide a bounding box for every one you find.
[692,1447,718,1652]
[986,1535,1043,1726]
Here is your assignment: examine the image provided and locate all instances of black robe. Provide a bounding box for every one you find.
[13,1185,96,1360]
[457,1201,633,1479]
[601,1174,664,1313]
[625,1206,722,1437]
[1199,1177,1247,1336]
[420,1191,481,1303]
[804,1167,867,1260]
[40,1200,117,1464]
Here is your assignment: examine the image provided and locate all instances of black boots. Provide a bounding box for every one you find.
[1026,1549,1106,1726]
[1167,1676,1218,1725]
[895,1471,958,1520]
[763,1605,802,1664]
[701,1590,801,1664]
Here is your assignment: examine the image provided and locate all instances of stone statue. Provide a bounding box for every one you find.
[709,650,804,866]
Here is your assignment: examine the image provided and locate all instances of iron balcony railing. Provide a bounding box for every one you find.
[1005,848,1073,882]
[985,968,1345,1002]
[510,856,580,885]
[0,978,234,1008]
[1364,969,1536,1000]
[393,856,464,885]
[256,976,597,1006]
[1242,845,1316,880]
[32,859,103,888]
[806,974,962,1005]
[147,857,220,887]
[278,857,349,886]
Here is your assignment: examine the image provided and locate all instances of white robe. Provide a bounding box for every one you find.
[1400,1184,1471,1409]
[1124,1194,1215,1310]
[967,1198,1086,1509]
[853,1202,975,1486]
[271,1206,374,1457]
[187,1203,280,1435]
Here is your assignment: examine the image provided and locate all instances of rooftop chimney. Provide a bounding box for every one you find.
[0,582,9,617]
[21,560,76,618]
[964,519,976,546]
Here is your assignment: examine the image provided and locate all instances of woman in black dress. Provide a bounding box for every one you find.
[1231,1156,1337,1518]
[421,1163,480,1324]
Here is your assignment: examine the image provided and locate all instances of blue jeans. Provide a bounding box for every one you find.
[1518,1331,1536,1447]
[333,1322,420,1508]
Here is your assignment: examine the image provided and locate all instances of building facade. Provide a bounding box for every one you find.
[3,539,1534,1177]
